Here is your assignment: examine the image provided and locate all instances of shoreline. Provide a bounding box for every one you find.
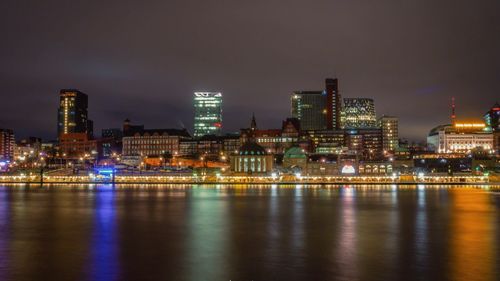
[0,180,499,186]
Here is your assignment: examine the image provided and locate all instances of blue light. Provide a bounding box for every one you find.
[95,167,115,176]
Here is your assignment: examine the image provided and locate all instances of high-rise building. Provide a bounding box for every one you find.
[193,92,222,137]
[291,78,342,131]
[57,89,93,138]
[483,103,500,155]
[378,116,399,152]
[343,98,377,129]
[325,78,342,130]
[345,128,383,160]
[291,91,327,130]
[0,129,15,161]
[484,102,500,132]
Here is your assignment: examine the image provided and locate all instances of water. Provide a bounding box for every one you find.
[0,184,498,281]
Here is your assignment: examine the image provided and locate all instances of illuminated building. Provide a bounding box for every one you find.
[358,162,393,175]
[484,102,500,132]
[282,146,307,170]
[345,129,383,160]
[178,134,240,159]
[14,137,41,159]
[57,89,93,138]
[378,115,399,152]
[304,130,345,154]
[0,129,15,161]
[59,133,97,158]
[291,78,342,131]
[325,78,342,130]
[193,135,226,159]
[291,91,327,130]
[101,128,123,157]
[484,102,500,154]
[342,98,377,129]
[193,92,222,137]
[230,141,273,174]
[122,128,191,156]
[427,122,493,153]
[240,116,301,154]
[179,140,198,157]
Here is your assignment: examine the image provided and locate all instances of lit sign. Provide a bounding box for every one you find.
[454,123,485,128]
[341,165,356,174]
[194,92,222,97]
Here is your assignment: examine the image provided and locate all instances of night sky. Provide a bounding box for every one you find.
[1,0,499,141]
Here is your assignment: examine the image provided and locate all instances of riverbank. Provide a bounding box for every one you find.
[0,174,498,185]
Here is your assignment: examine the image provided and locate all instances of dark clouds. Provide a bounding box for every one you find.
[1,0,499,141]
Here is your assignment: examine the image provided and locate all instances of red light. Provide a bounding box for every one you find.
[214,122,222,128]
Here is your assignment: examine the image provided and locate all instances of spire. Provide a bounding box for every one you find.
[451,97,456,125]
[250,113,257,131]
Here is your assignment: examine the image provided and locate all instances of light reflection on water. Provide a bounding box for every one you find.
[0,184,498,281]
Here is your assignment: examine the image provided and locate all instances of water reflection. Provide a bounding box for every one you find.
[0,184,497,281]
[0,190,10,281]
[85,185,120,281]
[337,187,358,280]
[186,186,228,281]
[449,189,498,281]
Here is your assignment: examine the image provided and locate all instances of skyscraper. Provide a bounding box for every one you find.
[0,129,15,161]
[57,89,93,138]
[193,92,222,137]
[291,91,327,130]
[325,78,342,130]
[343,98,377,129]
[378,115,399,152]
[484,102,500,132]
[291,78,342,131]
[484,102,500,155]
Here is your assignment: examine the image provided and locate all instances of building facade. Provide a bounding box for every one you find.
[304,130,345,154]
[122,129,191,156]
[379,115,399,152]
[484,102,500,155]
[291,78,342,131]
[325,78,342,130]
[57,89,93,138]
[230,142,273,174]
[484,102,500,132]
[193,92,222,137]
[427,124,494,153]
[0,129,15,161]
[59,133,97,159]
[343,98,377,129]
[345,129,383,160]
[291,91,327,130]
[240,116,301,154]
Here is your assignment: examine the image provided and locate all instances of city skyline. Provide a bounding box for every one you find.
[1,0,499,141]
[1,2,499,281]
[0,81,498,142]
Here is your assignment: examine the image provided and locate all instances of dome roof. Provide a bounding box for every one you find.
[428,124,452,136]
[238,141,267,156]
[284,146,306,159]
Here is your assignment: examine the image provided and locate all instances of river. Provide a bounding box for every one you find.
[0,184,498,281]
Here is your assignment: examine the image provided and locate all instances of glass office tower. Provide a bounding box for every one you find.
[194,92,222,137]
[343,98,377,129]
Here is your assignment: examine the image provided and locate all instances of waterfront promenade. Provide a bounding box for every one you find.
[0,174,496,185]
